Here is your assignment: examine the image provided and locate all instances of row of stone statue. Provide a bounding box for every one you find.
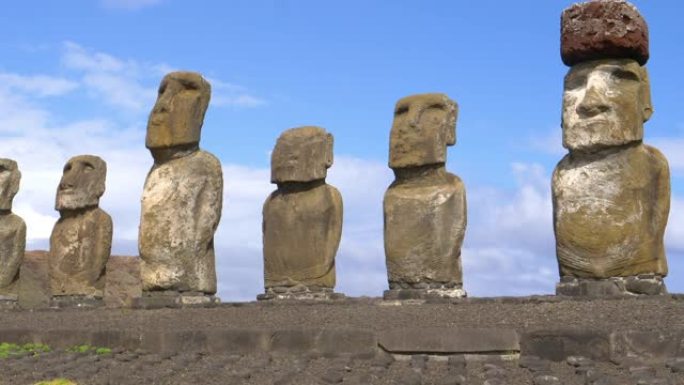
[0,0,671,304]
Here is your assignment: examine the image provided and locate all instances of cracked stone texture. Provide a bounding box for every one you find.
[0,159,25,297]
[263,126,342,291]
[140,71,223,295]
[384,94,466,288]
[553,58,669,280]
[50,155,112,297]
[561,0,649,66]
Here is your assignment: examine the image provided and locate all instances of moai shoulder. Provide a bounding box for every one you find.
[0,159,26,299]
[383,93,467,299]
[49,155,112,300]
[553,0,670,296]
[261,126,343,300]
[139,71,223,303]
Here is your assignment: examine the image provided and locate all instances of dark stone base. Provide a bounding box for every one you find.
[50,295,104,309]
[556,276,667,297]
[134,291,220,309]
[257,286,345,301]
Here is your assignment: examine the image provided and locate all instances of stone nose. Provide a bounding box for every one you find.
[576,82,609,118]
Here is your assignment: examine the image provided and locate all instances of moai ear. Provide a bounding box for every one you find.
[324,132,334,168]
[445,102,458,146]
[10,168,21,198]
[640,67,653,123]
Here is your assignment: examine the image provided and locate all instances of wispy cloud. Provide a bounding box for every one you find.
[0,73,78,97]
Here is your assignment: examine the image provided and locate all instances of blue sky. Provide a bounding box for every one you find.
[1,0,683,300]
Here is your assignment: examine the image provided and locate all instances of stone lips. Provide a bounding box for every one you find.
[561,0,649,66]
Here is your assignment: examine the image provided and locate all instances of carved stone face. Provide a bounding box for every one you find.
[389,93,458,169]
[562,59,652,152]
[146,71,211,149]
[55,155,106,211]
[0,159,20,211]
[271,126,333,184]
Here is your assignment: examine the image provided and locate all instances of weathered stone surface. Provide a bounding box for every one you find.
[384,93,466,294]
[145,71,211,149]
[556,276,667,296]
[553,57,669,283]
[50,155,112,297]
[378,328,519,354]
[610,331,683,361]
[0,158,25,297]
[561,0,649,66]
[263,126,342,294]
[140,71,222,295]
[521,330,610,362]
[17,250,50,309]
[104,256,142,308]
[389,94,457,169]
[271,126,333,183]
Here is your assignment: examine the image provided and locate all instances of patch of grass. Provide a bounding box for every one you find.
[33,379,78,385]
[66,344,112,355]
[0,342,51,358]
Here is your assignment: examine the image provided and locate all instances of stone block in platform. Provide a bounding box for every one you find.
[521,329,610,362]
[556,276,667,297]
[17,250,50,309]
[257,286,345,301]
[104,255,142,308]
[133,291,220,309]
[383,287,466,300]
[378,328,519,355]
[610,331,684,362]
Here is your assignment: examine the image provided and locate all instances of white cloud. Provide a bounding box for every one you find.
[101,0,164,11]
[0,73,78,97]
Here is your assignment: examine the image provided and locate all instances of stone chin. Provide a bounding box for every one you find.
[562,121,641,153]
[55,193,98,211]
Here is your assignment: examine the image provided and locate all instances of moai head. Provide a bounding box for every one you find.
[55,155,106,211]
[560,0,651,152]
[0,159,20,211]
[146,71,211,149]
[389,93,458,169]
[271,126,333,184]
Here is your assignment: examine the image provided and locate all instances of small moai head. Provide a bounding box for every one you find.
[271,126,333,184]
[0,159,20,211]
[388,93,458,169]
[560,0,652,152]
[55,155,107,211]
[146,71,211,149]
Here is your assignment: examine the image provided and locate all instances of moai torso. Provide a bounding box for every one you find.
[384,94,467,291]
[262,126,342,293]
[0,159,25,296]
[554,1,670,283]
[138,71,223,295]
[49,155,112,297]
[553,144,669,278]
[50,208,112,295]
[140,150,222,293]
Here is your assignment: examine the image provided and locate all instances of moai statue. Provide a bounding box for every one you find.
[553,0,670,296]
[49,155,112,302]
[0,159,26,302]
[383,93,467,299]
[139,71,223,305]
[260,126,343,300]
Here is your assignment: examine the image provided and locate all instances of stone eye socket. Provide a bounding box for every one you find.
[83,162,95,172]
[564,73,586,91]
[395,105,409,115]
[158,82,167,95]
[64,163,72,172]
[611,69,639,82]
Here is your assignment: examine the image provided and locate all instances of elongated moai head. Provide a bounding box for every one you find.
[389,93,458,169]
[271,126,333,184]
[0,159,20,211]
[560,0,652,152]
[55,155,106,211]
[146,71,211,149]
